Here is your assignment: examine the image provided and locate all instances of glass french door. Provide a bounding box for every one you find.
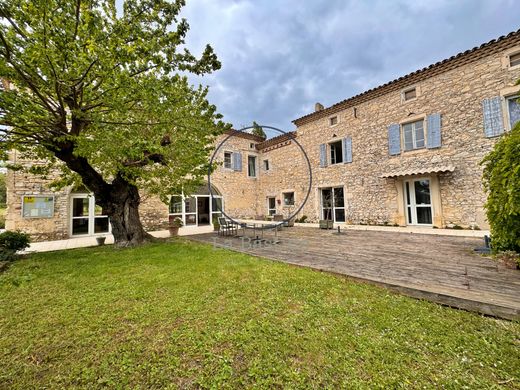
[169,194,224,227]
[71,195,110,236]
[267,197,276,216]
[320,187,345,222]
[404,179,433,225]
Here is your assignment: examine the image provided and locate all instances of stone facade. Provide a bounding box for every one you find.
[6,30,520,239]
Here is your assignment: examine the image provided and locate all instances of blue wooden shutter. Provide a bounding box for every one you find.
[319,144,327,167]
[232,152,242,171]
[482,97,504,137]
[342,137,352,163]
[387,124,401,155]
[427,113,441,148]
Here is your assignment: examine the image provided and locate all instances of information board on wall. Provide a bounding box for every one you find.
[22,196,54,218]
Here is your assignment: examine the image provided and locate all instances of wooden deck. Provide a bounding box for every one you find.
[188,226,520,320]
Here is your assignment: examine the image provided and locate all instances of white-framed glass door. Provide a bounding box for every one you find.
[320,187,346,222]
[404,179,433,225]
[70,194,110,236]
[169,194,224,227]
[267,197,276,216]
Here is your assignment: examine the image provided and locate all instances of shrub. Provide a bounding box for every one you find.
[0,214,5,229]
[296,215,308,223]
[481,120,520,252]
[0,231,30,262]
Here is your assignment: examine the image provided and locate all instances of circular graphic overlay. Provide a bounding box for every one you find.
[208,125,312,230]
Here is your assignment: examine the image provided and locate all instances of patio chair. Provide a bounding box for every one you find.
[218,217,237,236]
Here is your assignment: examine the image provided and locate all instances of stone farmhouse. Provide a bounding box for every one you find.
[5,30,520,240]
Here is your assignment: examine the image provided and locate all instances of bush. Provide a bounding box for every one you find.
[296,215,308,223]
[481,120,520,252]
[0,231,30,262]
[0,213,5,229]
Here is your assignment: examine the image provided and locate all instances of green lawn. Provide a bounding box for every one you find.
[0,240,519,389]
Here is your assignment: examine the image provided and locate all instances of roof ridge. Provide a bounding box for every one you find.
[293,28,520,126]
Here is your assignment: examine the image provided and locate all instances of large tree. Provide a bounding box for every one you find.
[0,0,229,245]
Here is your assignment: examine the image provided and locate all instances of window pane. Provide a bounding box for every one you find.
[185,214,196,225]
[404,88,416,100]
[211,197,223,212]
[94,204,105,216]
[169,196,183,214]
[405,182,411,205]
[283,192,294,205]
[415,124,425,148]
[403,124,413,150]
[72,218,89,235]
[407,207,412,224]
[335,208,345,222]
[333,187,344,207]
[321,189,332,208]
[248,156,256,177]
[185,197,196,213]
[224,153,232,169]
[508,97,520,129]
[94,217,109,233]
[510,52,520,67]
[414,180,431,205]
[416,207,432,224]
[72,198,89,217]
[330,141,343,164]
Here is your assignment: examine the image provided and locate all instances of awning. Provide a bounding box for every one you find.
[381,165,455,178]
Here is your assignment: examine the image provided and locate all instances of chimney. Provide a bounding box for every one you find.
[315,102,324,112]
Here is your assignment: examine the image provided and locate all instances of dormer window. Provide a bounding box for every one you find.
[329,116,338,126]
[509,52,520,68]
[403,87,417,101]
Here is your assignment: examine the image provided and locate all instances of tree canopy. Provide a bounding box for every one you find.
[0,0,230,244]
[252,121,266,139]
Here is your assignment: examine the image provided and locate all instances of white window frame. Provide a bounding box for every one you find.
[267,197,276,216]
[402,119,425,151]
[223,151,232,169]
[168,194,224,228]
[320,187,345,223]
[403,178,433,226]
[70,194,110,237]
[329,140,343,165]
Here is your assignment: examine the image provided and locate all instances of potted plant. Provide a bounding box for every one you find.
[212,216,220,232]
[169,216,183,236]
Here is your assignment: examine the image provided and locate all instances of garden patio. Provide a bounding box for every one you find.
[189,226,520,320]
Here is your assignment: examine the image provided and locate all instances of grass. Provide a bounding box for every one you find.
[0,240,519,389]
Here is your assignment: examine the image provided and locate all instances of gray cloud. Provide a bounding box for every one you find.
[180,0,519,134]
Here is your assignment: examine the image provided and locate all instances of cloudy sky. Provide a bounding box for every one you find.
[179,0,519,135]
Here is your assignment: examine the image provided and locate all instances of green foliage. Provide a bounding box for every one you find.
[0,174,5,207]
[296,215,308,223]
[0,0,230,200]
[481,121,520,252]
[0,230,30,261]
[0,241,518,387]
[252,121,266,139]
[0,230,30,251]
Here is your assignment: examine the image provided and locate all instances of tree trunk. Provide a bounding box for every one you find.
[55,145,154,246]
[101,177,154,247]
